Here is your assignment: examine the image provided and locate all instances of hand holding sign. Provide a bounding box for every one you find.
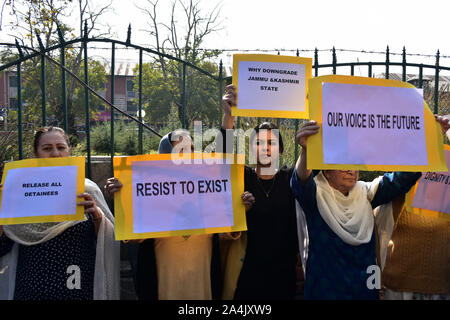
[435,114,450,135]
[296,121,320,149]
[77,192,103,234]
[241,191,255,212]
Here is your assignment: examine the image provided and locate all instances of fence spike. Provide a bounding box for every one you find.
[126,24,132,46]
[36,30,45,51]
[84,20,88,39]
[56,22,65,45]
[14,39,24,59]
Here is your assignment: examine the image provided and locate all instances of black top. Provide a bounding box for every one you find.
[0,219,97,300]
[234,166,299,300]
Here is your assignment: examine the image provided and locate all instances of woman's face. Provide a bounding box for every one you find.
[34,132,70,158]
[323,170,359,196]
[252,130,281,166]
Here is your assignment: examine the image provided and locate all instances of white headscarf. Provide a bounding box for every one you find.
[0,178,120,300]
[314,171,382,246]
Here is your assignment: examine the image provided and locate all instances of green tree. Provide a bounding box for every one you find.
[137,0,224,128]
[1,0,112,136]
[134,57,221,128]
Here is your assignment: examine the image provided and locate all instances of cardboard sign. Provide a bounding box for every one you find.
[405,144,450,220]
[232,54,312,119]
[0,157,85,225]
[308,75,447,172]
[113,153,246,240]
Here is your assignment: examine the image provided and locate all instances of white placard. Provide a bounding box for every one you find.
[237,60,306,111]
[412,148,450,214]
[131,160,234,233]
[322,82,427,166]
[0,166,78,218]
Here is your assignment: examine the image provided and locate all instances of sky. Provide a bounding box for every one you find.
[1,0,450,75]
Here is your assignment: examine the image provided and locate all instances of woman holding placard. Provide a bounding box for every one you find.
[219,85,300,300]
[104,129,254,300]
[381,115,450,300]
[0,126,119,300]
[291,120,421,300]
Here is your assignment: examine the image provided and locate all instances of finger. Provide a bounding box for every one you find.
[298,122,320,131]
[241,193,254,201]
[77,200,95,208]
[108,187,122,194]
[78,193,93,199]
[225,84,236,93]
[296,129,320,139]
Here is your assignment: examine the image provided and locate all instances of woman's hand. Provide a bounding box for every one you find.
[104,177,123,198]
[435,114,450,135]
[77,193,102,235]
[222,84,237,116]
[221,84,237,129]
[295,121,320,182]
[241,191,255,212]
[296,120,320,149]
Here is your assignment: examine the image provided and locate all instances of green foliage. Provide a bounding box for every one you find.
[133,56,222,129]
[0,129,35,176]
[90,121,116,154]
[80,121,167,156]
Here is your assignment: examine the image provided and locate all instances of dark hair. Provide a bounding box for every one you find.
[250,122,284,154]
[33,126,70,153]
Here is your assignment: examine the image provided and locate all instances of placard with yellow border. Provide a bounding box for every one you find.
[231,54,312,119]
[113,153,246,240]
[0,157,85,225]
[307,75,447,172]
[405,144,450,220]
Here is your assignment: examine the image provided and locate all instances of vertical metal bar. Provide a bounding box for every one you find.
[218,60,223,127]
[110,42,115,177]
[41,54,46,126]
[368,62,372,78]
[314,48,319,77]
[294,50,300,161]
[61,44,67,132]
[138,48,143,155]
[83,22,92,179]
[385,46,390,79]
[418,64,423,88]
[402,46,406,82]
[182,62,187,128]
[350,64,354,76]
[332,47,337,75]
[17,62,23,160]
[434,50,440,114]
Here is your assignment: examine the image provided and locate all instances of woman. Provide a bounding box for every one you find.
[104,129,255,300]
[0,126,119,300]
[291,121,421,300]
[381,115,450,300]
[219,85,300,300]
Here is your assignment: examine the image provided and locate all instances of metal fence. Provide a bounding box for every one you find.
[1,23,449,172]
[0,23,225,177]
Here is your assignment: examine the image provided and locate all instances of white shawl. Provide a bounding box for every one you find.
[314,171,381,246]
[0,178,120,300]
